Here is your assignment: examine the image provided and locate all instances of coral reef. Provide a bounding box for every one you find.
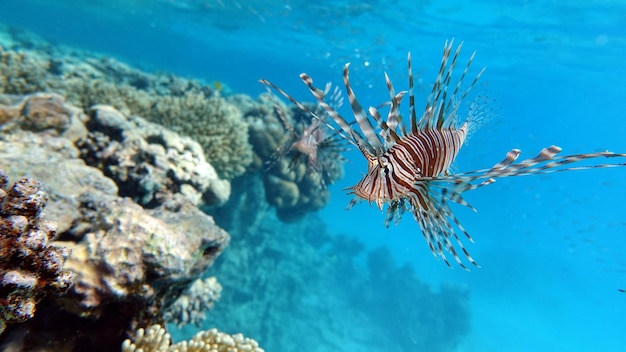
[122,324,264,352]
[0,93,229,209]
[150,93,252,180]
[1,24,347,218]
[0,26,253,180]
[0,171,74,335]
[79,104,230,207]
[163,277,222,328]
[0,92,231,351]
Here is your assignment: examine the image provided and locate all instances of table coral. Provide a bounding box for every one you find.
[0,170,74,335]
[122,324,264,352]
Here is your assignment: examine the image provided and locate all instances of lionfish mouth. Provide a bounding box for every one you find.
[260,39,626,270]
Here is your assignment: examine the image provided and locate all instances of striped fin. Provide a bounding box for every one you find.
[405,184,480,269]
[417,40,484,132]
[261,83,299,139]
[419,40,455,131]
[297,73,374,155]
[425,146,626,209]
[259,78,360,152]
[408,52,418,134]
[368,106,400,145]
[439,146,626,183]
[383,73,405,137]
[379,176,486,269]
[342,64,384,154]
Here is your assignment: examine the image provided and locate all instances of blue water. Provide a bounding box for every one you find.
[2,0,626,351]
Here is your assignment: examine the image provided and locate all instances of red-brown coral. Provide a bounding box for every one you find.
[0,170,74,334]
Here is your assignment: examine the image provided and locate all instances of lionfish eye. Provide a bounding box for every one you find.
[380,159,391,174]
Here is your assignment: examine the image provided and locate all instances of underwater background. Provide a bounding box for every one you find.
[1,0,625,351]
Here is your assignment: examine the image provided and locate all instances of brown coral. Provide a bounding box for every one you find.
[0,170,74,334]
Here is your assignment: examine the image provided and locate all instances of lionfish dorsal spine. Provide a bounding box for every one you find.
[260,77,360,153]
[407,52,419,134]
[298,74,360,142]
[383,73,403,136]
[342,63,385,155]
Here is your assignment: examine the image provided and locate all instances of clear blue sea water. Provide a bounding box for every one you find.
[2,0,626,351]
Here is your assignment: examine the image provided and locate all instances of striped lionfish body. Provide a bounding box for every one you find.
[261,40,626,269]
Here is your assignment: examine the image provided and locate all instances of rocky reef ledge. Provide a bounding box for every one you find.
[0,92,232,351]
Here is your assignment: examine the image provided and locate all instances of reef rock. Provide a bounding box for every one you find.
[79,104,230,208]
[0,37,253,180]
[0,94,230,351]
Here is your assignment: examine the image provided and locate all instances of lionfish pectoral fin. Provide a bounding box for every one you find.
[405,182,480,269]
[453,146,626,181]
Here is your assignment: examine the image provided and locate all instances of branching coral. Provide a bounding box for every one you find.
[150,93,253,180]
[0,170,74,334]
[122,324,264,352]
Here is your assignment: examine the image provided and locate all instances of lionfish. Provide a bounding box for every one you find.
[260,40,626,269]
[263,83,347,187]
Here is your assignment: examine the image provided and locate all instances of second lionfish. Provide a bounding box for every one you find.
[260,40,626,269]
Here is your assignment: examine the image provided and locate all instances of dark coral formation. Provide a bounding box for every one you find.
[0,92,230,351]
[0,171,74,334]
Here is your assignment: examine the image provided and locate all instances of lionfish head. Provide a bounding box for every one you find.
[347,153,411,210]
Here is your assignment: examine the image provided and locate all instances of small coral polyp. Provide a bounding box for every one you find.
[0,170,74,334]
